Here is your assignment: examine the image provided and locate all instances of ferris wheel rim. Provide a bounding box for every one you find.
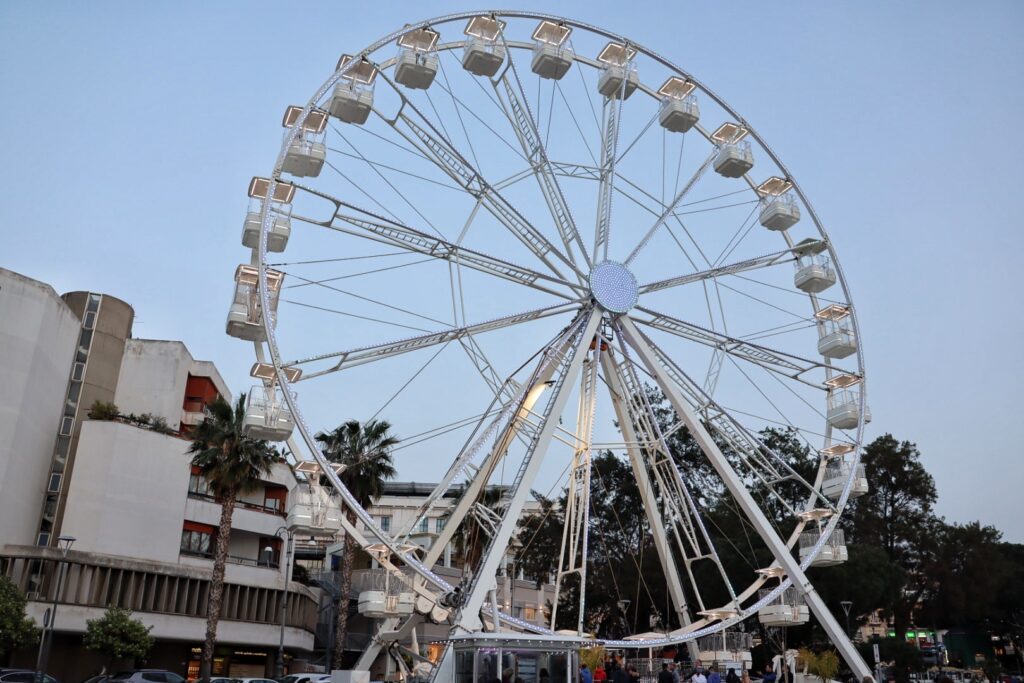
[246,9,869,647]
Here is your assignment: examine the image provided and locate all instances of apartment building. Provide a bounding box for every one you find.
[0,269,318,678]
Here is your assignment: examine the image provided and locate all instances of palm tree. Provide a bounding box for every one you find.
[316,419,398,669]
[189,395,278,680]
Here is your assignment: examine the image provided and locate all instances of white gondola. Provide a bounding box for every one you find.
[286,483,343,536]
[596,42,638,99]
[531,20,574,80]
[394,28,440,90]
[281,106,328,178]
[822,461,868,500]
[225,264,283,342]
[792,238,835,293]
[815,304,857,359]
[329,55,378,125]
[799,528,848,567]
[242,384,295,441]
[714,141,754,178]
[241,176,295,252]
[696,630,753,671]
[759,193,801,231]
[658,77,699,133]
[462,16,505,77]
[354,568,417,618]
[827,388,871,430]
[757,587,809,627]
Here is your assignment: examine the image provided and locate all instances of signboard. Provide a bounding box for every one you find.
[873,644,880,665]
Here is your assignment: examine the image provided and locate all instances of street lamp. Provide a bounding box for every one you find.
[35,535,75,683]
[274,526,294,678]
[841,601,854,639]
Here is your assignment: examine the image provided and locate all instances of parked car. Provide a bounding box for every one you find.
[278,676,327,683]
[0,671,61,683]
[236,678,277,683]
[108,673,185,683]
[81,676,110,683]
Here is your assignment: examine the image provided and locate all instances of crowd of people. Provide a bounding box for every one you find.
[579,657,751,683]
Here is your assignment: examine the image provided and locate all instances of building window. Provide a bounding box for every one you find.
[436,517,446,533]
[47,474,62,493]
[379,516,391,532]
[59,417,74,436]
[37,532,50,546]
[264,486,287,513]
[83,310,96,330]
[180,522,215,558]
[188,467,211,497]
[523,607,537,621]
[418,518,429,533]
[71,362,85,382]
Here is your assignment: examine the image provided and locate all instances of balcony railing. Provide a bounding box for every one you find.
[180,548,278,569]
[186,490,285,517]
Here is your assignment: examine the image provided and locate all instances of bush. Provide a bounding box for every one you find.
[83,605,154,667]
[88,400,121,421]
[149,416,175,435]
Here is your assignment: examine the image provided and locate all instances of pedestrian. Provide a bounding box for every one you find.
[741,671,751,683]
[613,663,630,683]
[660,664,676,683]
[670,663,680,683]
[692,669,708,683]
[582,664,594,683]
[708,666,721,683]
[763,666,777,683]
[726,669,739,683]
[628,665,641,683]
[540,669,551,683]
[595,666,608,683]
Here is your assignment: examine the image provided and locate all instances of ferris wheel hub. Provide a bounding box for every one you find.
[588,260,639,314]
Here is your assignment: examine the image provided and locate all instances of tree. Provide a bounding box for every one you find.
[83,605,154,670]
[798,649,840,683]
[845,434,939,683]
[316,419,398,669]
[189,395,279,680]
[0,575,39,662]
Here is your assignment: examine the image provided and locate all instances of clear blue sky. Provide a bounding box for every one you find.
[2,1,1021,542]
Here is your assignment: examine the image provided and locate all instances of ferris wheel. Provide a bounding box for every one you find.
[226,10,873,678]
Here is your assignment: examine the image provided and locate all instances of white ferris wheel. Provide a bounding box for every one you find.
[225,10,873,679]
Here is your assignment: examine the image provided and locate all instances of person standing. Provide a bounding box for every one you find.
[670,663,681,683]
[692,669,708,683]
[594,665,608,683]
[708,666,721,683]
[613,662,630,683]
[660,664,676,683]
[582,664,594,683]
[726,669,739,683]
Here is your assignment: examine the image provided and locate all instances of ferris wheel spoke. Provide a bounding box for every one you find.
[623,150,717,266]
[491,47,591,270]
[287,189,582,298]
[637,245,806,296]
[631,306,840,388]
[593,90,628,262]
[601,347,735,628]
[454,308,602,632]
[282,300,582,380]
[373,76,586,283]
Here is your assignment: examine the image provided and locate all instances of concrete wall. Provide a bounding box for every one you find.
[116,339,193,429]
[62,420,193,563]
[0,269,79,548]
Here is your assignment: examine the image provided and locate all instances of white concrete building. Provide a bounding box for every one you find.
[0,268,319,679]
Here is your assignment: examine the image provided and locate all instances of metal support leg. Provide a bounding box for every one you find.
[617,317,871,678]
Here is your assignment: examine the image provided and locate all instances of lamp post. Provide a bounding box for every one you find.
[841,601,854,639]
[274,525,294,677]
[35,535,75,683]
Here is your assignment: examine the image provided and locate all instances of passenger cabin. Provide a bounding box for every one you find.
[286,480,344,537]
[597,42,638,100]
[757,586,809,627]
[355,566,417,619]
[792,238,836,293]
[658,77,699,133]
[462,16,506,77]
[756,176,800,231]
[815,304,857,359]
[822,460,868,500]
[799,528,848,566]
[242,176,295,253]
[395,27,440,90]
[241,363,301,442]
[281,105,328,178]
[330,54,378,125]
[225,265,284,341]
[712,123,754,178]
[695,629,753,672]
[531,21,574,80]
[827,388,871,430]
[451,633,583,683]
